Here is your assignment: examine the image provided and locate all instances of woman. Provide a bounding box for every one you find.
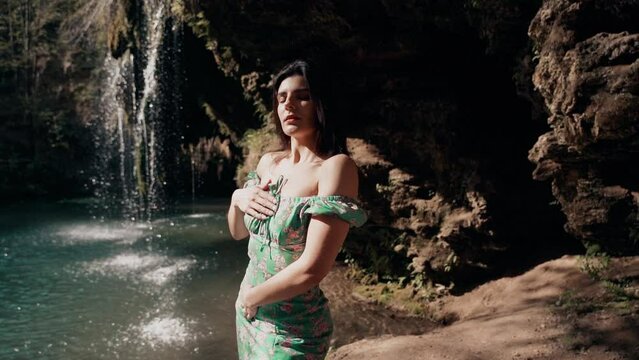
[226,60,367,359]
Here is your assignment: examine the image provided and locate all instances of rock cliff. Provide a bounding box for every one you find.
[528,0,639,254]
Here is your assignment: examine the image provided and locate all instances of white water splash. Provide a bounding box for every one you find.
[83,253,165,276]
[80,252,196,286]
[57,225,145,245]
[182,213,214,219]
[141,258,196,285]
[139,316,192,347]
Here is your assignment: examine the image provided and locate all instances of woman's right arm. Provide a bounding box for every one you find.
[226,154,278,240]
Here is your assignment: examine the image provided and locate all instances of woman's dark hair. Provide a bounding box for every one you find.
[271,60,344,156]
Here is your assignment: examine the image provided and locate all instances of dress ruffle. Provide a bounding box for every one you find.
[242,171,367,228]
[302,196,367,227]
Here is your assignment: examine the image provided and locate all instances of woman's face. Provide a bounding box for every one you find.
[276,75,316,138]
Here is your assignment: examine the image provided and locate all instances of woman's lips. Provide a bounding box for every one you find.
[284,116,300,123]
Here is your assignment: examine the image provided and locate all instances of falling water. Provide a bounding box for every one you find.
[137,0,166,214]
[93,0,183,220]
[0,2,250,359]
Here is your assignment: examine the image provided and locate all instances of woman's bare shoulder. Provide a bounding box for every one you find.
[321,154,357,171]
[318,154,358,197]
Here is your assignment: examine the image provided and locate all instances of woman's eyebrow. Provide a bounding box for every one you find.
[277,88,310,96]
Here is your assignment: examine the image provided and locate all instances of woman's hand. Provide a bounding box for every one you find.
[232,179,278,220]
[237,286,258,320]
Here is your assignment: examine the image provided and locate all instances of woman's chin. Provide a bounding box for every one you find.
[282,129,296,137]
[282,125,303,135]
[283,127,315,139]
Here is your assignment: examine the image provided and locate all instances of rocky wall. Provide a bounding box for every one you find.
[528,0,639,254]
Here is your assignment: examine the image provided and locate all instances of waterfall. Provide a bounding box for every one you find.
[92,0,183,221]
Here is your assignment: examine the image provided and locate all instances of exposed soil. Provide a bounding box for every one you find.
[323,256,639,360]
[321,265,436,351]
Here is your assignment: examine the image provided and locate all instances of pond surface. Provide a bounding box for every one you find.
[0,199,246,359]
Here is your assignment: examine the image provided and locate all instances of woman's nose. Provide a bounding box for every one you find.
[284,98,295,110]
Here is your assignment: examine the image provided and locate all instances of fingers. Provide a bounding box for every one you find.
[237,286,257,320]
[240,303,256,321]
[243,180,278,220]
[251,201,275,218]
[245,207,268,220]
[246,199,276,220]
[249,190,275,214]
[245,305,257,320]
[255,191,277,209]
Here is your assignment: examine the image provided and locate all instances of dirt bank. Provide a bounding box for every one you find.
[325,256,639,360]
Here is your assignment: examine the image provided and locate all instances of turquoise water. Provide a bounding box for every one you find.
[0,200,247,359]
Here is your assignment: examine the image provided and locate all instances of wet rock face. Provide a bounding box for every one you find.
[528,0,639,254]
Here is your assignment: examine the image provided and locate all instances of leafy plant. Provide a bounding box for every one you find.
[578,244,610,281]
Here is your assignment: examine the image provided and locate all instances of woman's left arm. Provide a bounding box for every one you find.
[241,155,358,311]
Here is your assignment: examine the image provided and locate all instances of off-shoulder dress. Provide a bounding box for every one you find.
[235,171,367,359]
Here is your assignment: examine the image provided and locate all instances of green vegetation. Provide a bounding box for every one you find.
[554,289,604,315]
[342,226,454,318]
[552,252,638,353]
[341,226,412,283]
[353,282,430,317]
[171,2,240,78]
[553,249,639,317]
[578,244,611,281]
[578,245,638,305]
[0,0,102,200]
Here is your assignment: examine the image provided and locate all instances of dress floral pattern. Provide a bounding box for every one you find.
[236,171,367,359]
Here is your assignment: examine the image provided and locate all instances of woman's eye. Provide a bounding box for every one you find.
[295,92,310,101]
[278,92,310,103]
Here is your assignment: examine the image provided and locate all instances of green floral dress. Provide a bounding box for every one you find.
[236,171,367,359]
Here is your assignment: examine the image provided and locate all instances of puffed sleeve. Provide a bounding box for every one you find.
[242,171,260,188]
[303,196,368,227]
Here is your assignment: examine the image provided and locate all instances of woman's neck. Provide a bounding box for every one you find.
[288,135,320,164]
